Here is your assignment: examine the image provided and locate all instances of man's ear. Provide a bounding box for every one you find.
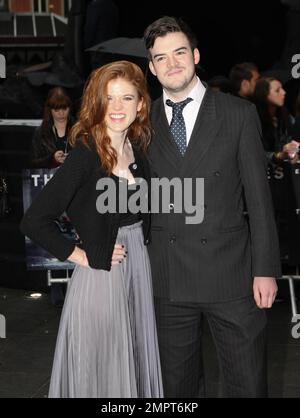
[194,48,200,65]
[149,60,157,77]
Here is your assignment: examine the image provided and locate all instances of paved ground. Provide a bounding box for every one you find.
[0,286,299,398]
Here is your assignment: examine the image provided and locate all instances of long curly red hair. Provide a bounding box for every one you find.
[69,60,151,174]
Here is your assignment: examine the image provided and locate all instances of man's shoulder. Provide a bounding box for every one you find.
[150,97,164,126]
[213,90,254,112]
[151,96,163,111]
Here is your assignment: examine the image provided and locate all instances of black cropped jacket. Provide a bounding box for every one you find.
[20,140,151,271]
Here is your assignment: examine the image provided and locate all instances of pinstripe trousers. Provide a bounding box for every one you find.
[154,295,267,398]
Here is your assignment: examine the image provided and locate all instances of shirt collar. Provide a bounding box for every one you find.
[163,77,206,106]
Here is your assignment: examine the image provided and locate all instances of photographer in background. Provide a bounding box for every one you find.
[30,87,74,169]
[253,76,299,165]
[30,86,75,306]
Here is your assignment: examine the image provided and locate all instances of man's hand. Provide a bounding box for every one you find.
[253,277,278,308]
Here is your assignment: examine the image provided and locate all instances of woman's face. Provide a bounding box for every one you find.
[105,77,143,136]
[51,107,70,124]
[267,80,286,107]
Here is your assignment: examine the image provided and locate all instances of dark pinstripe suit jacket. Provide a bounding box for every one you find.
[147,88,281,303]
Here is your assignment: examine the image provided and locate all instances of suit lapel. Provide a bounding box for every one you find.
[150,90,223,174]
[181,89,223,176]
[151,98,183,170]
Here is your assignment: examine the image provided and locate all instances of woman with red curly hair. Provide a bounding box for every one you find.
[21,61,163,398]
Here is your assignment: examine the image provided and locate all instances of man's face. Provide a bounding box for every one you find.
[148,31,200,96]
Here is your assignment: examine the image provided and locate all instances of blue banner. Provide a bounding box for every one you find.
[22,168,78,270]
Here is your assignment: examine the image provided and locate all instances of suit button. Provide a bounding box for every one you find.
[145,238,149,244]
[201,238,207,244]
[214,171,220,176]
[132,163,137,170]
[170,236,176,244]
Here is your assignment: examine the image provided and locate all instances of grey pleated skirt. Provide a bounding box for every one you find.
[48,221,163,398]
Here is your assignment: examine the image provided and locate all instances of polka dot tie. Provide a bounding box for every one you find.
[166,97,193,156]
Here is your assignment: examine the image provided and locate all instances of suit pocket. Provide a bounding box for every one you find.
[151,225,164,231]
[218,224,247,233]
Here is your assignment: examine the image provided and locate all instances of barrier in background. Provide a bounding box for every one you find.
[22,168,77,283]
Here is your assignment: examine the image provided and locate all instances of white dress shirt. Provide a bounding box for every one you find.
[163,77,206,145]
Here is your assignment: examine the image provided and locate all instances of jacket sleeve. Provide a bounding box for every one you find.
[20,142,92,261]
[238,104,281,278]
[30,127,55,168]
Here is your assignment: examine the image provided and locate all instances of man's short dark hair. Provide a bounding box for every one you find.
[207,75,232,94]
[143,16,198,53]
[229,62,258,94]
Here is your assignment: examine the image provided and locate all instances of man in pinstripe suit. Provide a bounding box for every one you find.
[144,16,281,398]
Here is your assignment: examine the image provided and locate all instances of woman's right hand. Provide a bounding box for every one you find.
[67,246,89,267]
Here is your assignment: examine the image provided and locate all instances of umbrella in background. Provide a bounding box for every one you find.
[86,37,148,59]
[86,37,166,99]
[19,54,85,88]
